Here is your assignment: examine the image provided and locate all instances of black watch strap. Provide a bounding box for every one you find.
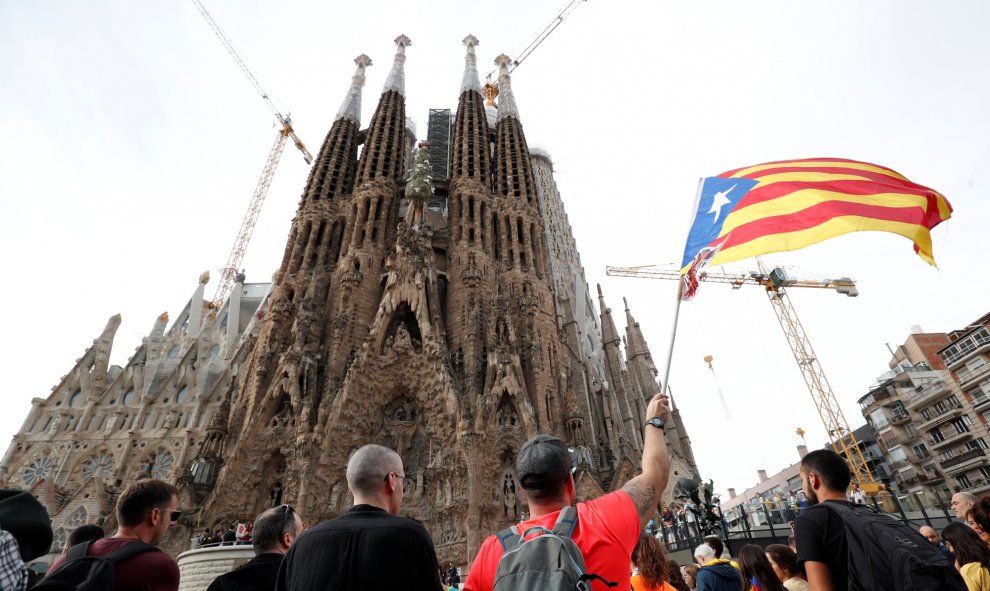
[646,417,665,431]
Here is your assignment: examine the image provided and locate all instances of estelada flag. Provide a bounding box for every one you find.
[679,158,953,283]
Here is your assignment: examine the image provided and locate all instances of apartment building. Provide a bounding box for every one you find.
[859,317,990,504]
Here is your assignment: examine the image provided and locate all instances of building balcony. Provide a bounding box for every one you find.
[941,449,989,476]
[969,481,990,496]
[972,394,990,412]
[930,430,974,450]
[907,380,953,410]
[943,328,990,369]
[917,406,964,431]
[919,469,944,483]
[889,410,912,425]
[958,363,990,388]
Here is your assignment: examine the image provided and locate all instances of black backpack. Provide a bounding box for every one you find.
[35,540,159,591]
[821,500,966,591]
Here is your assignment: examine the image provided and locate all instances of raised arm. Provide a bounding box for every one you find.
[621,393,672,528]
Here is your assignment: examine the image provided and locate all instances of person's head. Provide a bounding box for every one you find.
[632,533,670,589]
[703,535,725,558]
[764,544,801,583]
[346,444,405,515]
[799,450,851,504]
[942,521,990,567]
[952,492,978,520]
[968,497,990,543]
[681,564,700,589]
[515,434,574,508]
[0,489,53,562]
[919,525,940,546]
[251,505,303,555]
[739,544,786,591]
[694,542,715,566]
[115,479,180,545]
[64,524,104,553]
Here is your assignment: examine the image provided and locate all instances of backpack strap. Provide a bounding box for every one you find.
[65,540,95,563]
[551,506,578,538]
[496,525,523,553]
[101,541,160,563]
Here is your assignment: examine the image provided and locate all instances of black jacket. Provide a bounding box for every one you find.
[275,505,442,590]
[207,553,283,591]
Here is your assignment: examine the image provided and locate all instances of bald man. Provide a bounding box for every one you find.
[952,492,977,520]
[275,444,442,591]
[919,525,954,561]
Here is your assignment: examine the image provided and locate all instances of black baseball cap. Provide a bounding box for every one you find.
[515,434,572,492]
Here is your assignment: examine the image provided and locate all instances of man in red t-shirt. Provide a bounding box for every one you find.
[48,479,180,591]
[464,392,672,591]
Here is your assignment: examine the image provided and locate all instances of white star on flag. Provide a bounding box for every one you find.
[707,184,735,223]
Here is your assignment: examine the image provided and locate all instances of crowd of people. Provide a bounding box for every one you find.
[3,390,990,590]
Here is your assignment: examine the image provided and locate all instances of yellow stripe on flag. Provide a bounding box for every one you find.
[708,216,938,268]
[749,172,879,185]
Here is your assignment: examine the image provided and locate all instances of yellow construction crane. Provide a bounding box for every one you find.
[192,0,314,306]
[606,261,882,493]
[483,0,587,106]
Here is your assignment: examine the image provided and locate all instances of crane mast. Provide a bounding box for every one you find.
[606,262,880,492]
[483,0,587,105]
[191,0,314,306]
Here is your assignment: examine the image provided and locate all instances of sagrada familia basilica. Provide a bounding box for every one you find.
[0,36,700,566]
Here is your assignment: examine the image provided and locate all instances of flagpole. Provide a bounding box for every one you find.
[661,177,706,396]
[660,281,683,396]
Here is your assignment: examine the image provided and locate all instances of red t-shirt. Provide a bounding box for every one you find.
[464,490,640,591]
[49,538,179,591]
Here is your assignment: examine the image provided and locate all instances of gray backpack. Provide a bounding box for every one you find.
[493,506,615,591]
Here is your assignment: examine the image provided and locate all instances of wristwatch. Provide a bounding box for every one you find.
[645,417,665,431]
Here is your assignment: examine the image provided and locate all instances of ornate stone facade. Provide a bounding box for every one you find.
[1,36,700,567]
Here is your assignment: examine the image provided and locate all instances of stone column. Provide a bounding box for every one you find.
[225,273,245,354]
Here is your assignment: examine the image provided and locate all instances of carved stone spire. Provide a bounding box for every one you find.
[460,35,482,94]
[382,35,411,96]
[494,54,520,122]
[335,54,372,124]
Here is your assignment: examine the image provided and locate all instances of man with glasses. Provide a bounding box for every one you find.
[276,444,442,590]
[207,504,304,591]
[46,478,180,591]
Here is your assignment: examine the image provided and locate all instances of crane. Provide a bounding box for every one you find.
[606,261,882,493]
[191,0,314,306]
[482,0,587,106]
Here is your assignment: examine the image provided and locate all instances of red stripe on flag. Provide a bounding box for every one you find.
[734,180,938,208]
[718,201,932,250]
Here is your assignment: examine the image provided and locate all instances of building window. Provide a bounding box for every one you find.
[123,388,136,406]
[870,409,890,430]
[980,466,990,480]
[176,386,189,405]
[68,389,82,408]
[912,443,930,459]
[22,457,55,486]
[210,344,221,359]
[932,430,946,443]
[947,395,960,407]
[66,507,88,528]
[167,345,181,359]
[82,455,113,481]
[941,450,955,462]
[967,439,989,451]
[950,417,972,434]
[957,474,974,489]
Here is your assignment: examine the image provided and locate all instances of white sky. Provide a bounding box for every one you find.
[1,1,988,498]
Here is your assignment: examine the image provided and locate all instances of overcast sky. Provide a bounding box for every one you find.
[1,1,987,498]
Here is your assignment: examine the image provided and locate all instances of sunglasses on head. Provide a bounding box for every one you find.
[278,504,295,529]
